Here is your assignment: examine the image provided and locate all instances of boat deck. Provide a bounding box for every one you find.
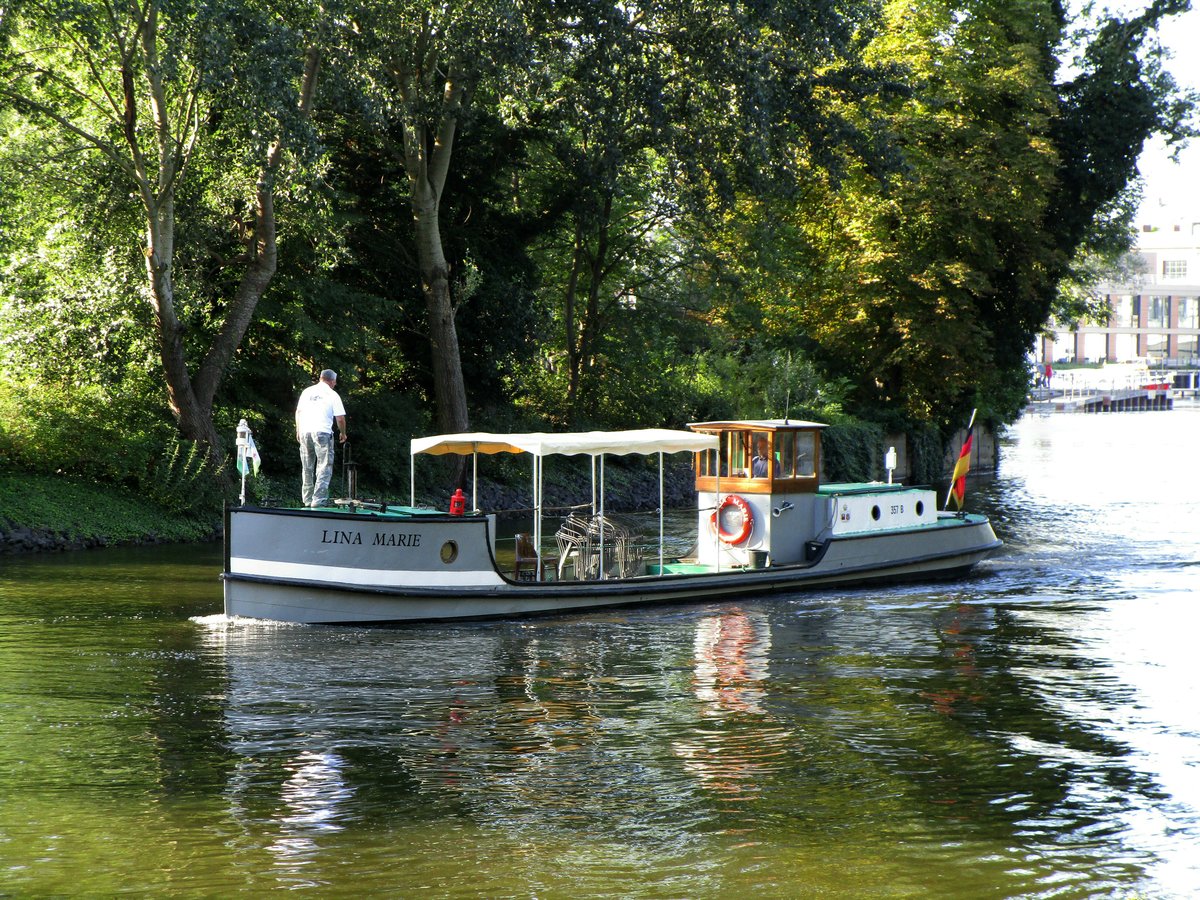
[304,501,444,516]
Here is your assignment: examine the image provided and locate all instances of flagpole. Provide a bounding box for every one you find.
[236,419,250,507]
[944,408,977,511]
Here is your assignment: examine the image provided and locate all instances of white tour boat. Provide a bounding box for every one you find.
[222,420,1001,624]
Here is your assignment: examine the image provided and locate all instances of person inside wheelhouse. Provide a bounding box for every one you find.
[751,435,770,477]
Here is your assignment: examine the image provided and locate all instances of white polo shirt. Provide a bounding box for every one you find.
[295,381,346,435]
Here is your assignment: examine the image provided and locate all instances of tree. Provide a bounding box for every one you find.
[516,1,683,423]
[338,0,546,436]
[1046,0,1196,327]
[0,0,322,457]
[513,0,905,425]
[706,0,1193,429]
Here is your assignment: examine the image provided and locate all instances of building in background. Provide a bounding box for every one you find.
[1040,221,1200,367]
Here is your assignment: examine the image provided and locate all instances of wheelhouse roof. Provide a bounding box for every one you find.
[411,428,719,458]
[688,419,827,431]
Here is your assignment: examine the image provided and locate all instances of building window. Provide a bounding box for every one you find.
[1146,333,1168,361]
[1163,259,1187,279]
[1148,296,1169,327]
[1180,297,1199,329]
[1110,295,1135,328]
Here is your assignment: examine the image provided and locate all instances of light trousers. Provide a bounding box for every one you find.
[299,431,335,507]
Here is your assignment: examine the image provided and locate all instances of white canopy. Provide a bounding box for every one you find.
[410,429,718,578]
[411,428,718,458]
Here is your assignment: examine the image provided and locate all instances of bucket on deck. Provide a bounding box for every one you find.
[747,549,769,569]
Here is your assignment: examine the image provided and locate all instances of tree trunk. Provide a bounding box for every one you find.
[570,191,613,420]
[146,46,318,464]
[414,190,470,435]
[140,189,221,453]
[398,63,471,438]
[193,48,320,410]
[564,224,585,418]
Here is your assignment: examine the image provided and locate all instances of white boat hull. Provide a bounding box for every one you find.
[222,506,1001,624]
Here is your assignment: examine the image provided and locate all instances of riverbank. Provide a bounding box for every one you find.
[0,460,693,554]
[0,474,220,553]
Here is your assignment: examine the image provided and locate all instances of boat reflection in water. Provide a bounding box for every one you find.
[269,750,352,877]
[197,609,814,863]
[673,608,793,802]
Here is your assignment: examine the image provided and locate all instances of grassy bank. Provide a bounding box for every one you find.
[0,473,219,552]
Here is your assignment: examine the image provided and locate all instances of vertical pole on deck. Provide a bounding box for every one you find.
[410,450,415,507]
[533,452,542,580]
[472,448,478,512]
[714,444,722,573]
[658,451,665,576]
[542,458,547,578]
[599,455,606,579]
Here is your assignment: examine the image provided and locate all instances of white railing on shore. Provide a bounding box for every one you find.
[1052,368,1148,399]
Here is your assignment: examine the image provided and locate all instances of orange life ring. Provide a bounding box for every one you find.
[710,494,753,545]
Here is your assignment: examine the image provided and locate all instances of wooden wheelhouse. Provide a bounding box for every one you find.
[689,419,824,494]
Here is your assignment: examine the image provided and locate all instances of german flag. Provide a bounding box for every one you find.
[946,409,977,511]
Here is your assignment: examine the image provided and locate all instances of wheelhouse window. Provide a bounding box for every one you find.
[751,432,771,478]
[727,432,750,476]
[692,423,821,492]
[775,431,816,478]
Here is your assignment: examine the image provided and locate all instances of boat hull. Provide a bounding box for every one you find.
[222,506,1001,624]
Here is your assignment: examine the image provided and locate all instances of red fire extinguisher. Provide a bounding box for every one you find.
[449,488,466,516]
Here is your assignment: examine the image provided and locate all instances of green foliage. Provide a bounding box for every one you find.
[906,423,945,486]
[0,379,161,483]
[147,438,228,516]
[0,379,229,515]
[822,421,886,482]
[1,0,1193,514]
[0,474,215,543]
[1049,0,1196,259]
[343,388,431,489]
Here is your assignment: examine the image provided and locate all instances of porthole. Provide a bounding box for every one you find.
[915,501,924,516]
[440,540,459,564]
[871,505,881,521]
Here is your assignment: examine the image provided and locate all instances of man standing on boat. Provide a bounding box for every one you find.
[296,369,347,508]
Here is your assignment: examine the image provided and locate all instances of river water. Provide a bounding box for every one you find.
[2,411,1198,898]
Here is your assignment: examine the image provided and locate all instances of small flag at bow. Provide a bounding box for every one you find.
[946,409,977,511]
[236,419,261,477]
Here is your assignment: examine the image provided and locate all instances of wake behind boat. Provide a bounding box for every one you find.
[222,420,1000,624]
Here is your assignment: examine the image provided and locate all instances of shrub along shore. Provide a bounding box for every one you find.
[0,474,221,554]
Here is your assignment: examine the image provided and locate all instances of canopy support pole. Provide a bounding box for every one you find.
[410,452,415,507]
[599,455,606,579]
[715,464,722,573]
[530,453,539,579]
[658,451,665,576]
[472,448,478,512]
[542,453,547,580]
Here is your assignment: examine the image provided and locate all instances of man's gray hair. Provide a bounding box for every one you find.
[320,369,337,382]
